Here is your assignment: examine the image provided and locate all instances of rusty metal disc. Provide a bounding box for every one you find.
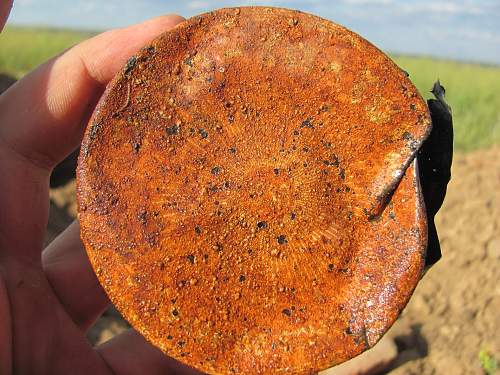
[77,7,431,374]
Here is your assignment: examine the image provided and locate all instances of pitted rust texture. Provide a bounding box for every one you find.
[77,7,431,374]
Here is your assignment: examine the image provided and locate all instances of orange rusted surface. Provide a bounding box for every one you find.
[77,7,431,374]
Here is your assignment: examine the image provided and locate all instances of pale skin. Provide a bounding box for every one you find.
[0,1,383,373]
[0,1,201,373]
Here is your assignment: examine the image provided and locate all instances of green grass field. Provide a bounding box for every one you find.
[0,26,96,77]
[393,55,500,152]
[1,26,499,152]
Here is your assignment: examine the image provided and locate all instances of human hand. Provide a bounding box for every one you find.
[0,2,201,374]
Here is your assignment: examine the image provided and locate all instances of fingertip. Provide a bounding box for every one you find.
[162,13,186,25]
[125,13,185,33]
[76,14,186,84]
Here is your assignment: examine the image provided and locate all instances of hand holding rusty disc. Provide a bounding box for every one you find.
[78,7,431,374]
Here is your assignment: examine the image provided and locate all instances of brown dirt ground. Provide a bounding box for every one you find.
[47,146,500,374]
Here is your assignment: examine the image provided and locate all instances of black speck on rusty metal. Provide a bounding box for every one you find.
[124,56,137,75]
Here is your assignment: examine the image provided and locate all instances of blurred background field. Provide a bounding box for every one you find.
[1,23,499,375]
[0,26,95,77]
[1,26,499,152]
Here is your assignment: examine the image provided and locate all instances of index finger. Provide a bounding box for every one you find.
[0,14,185,170]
